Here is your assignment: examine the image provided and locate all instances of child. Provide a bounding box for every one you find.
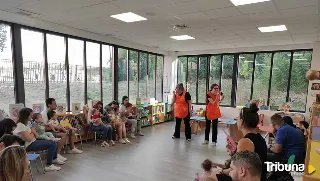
[32,113,60,142]
[126,103,136,119]
[91,108,103,126]
[195,159,213,181]
[47,111,67,133]
[298,120,309,139]
[107,106,130,144]
[212,144,236,169]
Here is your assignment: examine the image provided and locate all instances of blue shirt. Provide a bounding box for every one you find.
[275,124,305,159]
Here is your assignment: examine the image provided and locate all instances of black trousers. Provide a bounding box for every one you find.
[173,115,191,139]
[205,118,218,142]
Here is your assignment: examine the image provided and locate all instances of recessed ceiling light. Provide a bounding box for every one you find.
[258,25,287,32]
[170,35,195,40]
[110,12,147,23]
[230,0,270,6]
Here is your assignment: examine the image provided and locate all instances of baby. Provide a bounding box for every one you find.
[195,159,213,181]
[91,108,103,126]
[212,144,236,169]
[47,111,67,133]
[32,113,60,142]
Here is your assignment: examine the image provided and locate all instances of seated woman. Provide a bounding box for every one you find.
[47,110,82,155]
[119,96,143,139]
[0,118,17,137]
[13,108,63,172]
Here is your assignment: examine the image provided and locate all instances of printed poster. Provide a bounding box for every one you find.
[72,103,81,114]
[9,104,24,119]
[56,103,66,114]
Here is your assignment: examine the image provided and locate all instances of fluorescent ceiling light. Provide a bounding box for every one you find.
[110,12,147,23]
[258,25,287,33]
[230,0,270,6]
[170,35,195,40]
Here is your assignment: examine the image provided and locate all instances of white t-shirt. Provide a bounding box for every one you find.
[13,123,36,148]
[41,109,49,124]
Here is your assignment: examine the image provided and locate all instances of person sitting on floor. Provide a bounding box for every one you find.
[212,144,236,169]
[195,159,214,181]
[31,113,60,142]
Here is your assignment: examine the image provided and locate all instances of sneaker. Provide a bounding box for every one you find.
[100,141,110,147]
[172,136,179,139]
[45,164,61,172]
[110,140,115,146]
[53,159,65,165]
[57,154,67,162]
[211,142,217,146]
[130,133,136,139]
[136,132,144,136]
[119,139,126,144]
[202,140,209,145]
[68,148,83,154]
[124,138,130,143]
[187,139,191,142]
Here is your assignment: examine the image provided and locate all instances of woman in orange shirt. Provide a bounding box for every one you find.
[203,84,222,146]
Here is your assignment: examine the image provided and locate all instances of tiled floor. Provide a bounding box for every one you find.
[30,122,302,181]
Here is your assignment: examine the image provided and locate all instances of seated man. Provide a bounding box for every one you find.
[268,114,305,164]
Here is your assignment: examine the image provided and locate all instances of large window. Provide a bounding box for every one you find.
[156,56,163,102]
[129,50,138,103]
[86,42,100,101]
[0,24,14,114]
[236,54,254,106]
[47,34,66,104]
[177,57,187,85]
[209,55,222,87]
[198,57,208,103]
[118,48,128,102]
[221,55,234,105]
[148,54,156,99]
[187,57,197,103]
[21,29,45,108]
[102,45,113,104]
[68,38,84,105]
[139,52,147,101]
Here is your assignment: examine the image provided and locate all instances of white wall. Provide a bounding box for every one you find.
[0,10,168,55]
[162,51,177,102]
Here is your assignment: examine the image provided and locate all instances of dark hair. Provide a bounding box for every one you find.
[32,113,41,121]
[0,119,17,137]
[239,103,259,128]
[282,116,295,128]
[122,96,129,104]
[17,108,33,126]
[176,83,184,90]
[47,111,56,120]
[210,84,219,91]
[231,151,262,178]
[109,100,119,106]
[270,114,283,126]
[45,98,56,108]
[0,134,25,147]
[201,159,212,171]
[299,121,309,129]
[126,103,133,108]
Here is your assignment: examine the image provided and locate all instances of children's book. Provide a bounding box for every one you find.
[9,104,24,119]
[223,129,237,152]
[56,103,67,114]
[32,104,44,113]
[72,103,81,114]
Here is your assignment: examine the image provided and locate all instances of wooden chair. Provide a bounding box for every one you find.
[60,119,83,149]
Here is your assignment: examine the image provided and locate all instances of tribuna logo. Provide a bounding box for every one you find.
[265,162,305,176]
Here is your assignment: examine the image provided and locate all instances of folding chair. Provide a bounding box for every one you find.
[28,153,45,180]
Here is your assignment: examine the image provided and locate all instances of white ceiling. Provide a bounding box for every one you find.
[1,0,319,52]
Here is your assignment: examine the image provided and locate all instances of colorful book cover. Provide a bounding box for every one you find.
[9,104,24,119]
[32,104,44,113]
[72,103,81,114]
[56,103,67,114]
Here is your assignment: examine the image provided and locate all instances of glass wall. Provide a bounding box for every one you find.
[178,49,312,111]
[148,54,156,99]
[156,56,163,102]
[102,45,113,104]
[86,42,100,101]
[139,52,147,101]
[0,24,14,114]
[21,29,45,108]
[129,50,138,103]
[118,48,128,102]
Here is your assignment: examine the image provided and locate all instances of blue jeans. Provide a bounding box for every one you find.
[90,124,113,141]
[26,140,57,165]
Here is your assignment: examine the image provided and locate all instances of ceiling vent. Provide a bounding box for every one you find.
[12,8,40,17]
[171,24,190,32]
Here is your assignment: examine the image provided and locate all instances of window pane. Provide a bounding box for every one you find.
[156,56,163,102]
[289,51,312,111]
[47,34,66,104]
[148,54,155,99]
[187,57,197,103]
[221,55,234,105]
[68,38,84,105]
[270,52,291,107]
[178,57,187,85]
[118,48,128,102]
[129,50,138,103]
[102,45,113,104]
[209,55,222,87]
[139,52,147,101]
[0,24,14,114]
[86,42,100,102]
[21,29,45,108]
[198,57,208,103]
[252,53,272,101]
[237,54,254,106]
